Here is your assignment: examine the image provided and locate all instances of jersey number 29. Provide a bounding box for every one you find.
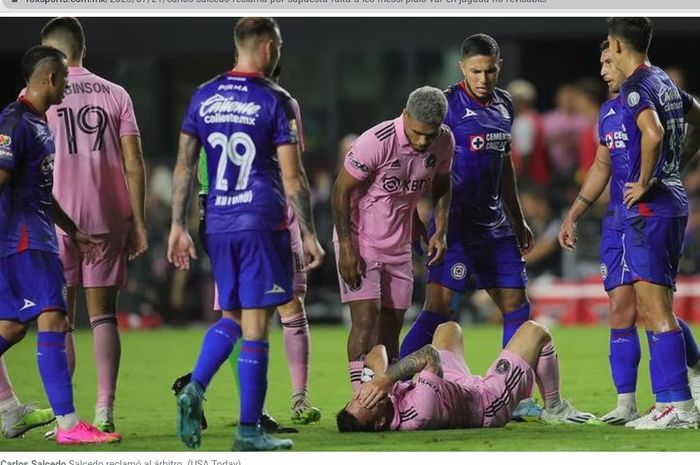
[208,131,256,191]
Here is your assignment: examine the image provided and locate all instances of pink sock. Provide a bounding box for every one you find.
[66,327,76,377]
[281,313,310,393]
[535,342,561,410]
[0,357,16,402]
[349,361,364,393]
[90,315,121,409]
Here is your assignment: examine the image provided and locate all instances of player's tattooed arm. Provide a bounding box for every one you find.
[171,134,201,228]
[680,99,700,172]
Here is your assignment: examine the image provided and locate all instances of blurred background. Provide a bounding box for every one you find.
[0,17,698,328]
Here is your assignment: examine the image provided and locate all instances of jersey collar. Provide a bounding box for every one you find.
[18,96,46,119]
[227,70,265,78]
[69,66,91,76]
[394,115,411,148]
[460,81,493,107]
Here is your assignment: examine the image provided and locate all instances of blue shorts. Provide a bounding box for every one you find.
[600,224,633,292]
[207,230,293,310]
[622,216,687,288]
[0,251,67,323]
[427,235,527,292]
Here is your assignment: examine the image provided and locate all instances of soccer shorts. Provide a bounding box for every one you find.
[207,230,293,310]
[622,216,687,288]
[480,349,535,427]
[427,235,527,291]
[439,350,473,384]
[333,242,413,310]
[288,211,308,294]
[600,224,633,292]
[0,250,67,323]
[59,227,129,288]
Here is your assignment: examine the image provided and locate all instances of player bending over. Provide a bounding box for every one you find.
[337,321,596,432]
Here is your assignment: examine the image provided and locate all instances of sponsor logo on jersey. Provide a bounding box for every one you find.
[382,176,431,193]
[451,263,467,280]
[416,375,439,393]
[470,132,511,153]
[605,130,627,150]
[600,263,608,280]
[265,283,287,294]
[462,108,477,118]
[199,94,261,125]
[0,134,11,146]
[603,107,616,119]
[40,154,55,175]
[0,147,12,160]
[495,359,510,375]
[424,153,436,169]
[348,154,368,173]
[657,84,683,112]
[217,84,248,92]
[626,91,640,107]
[19,299,36,312]
[498,104,511,120]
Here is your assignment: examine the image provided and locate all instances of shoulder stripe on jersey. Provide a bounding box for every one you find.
[399,407,417,420]
[376,126,395,142]
[374,122,395,139]
[483,367,525,418]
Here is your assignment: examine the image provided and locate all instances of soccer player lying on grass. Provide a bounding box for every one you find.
[337,321,596,432]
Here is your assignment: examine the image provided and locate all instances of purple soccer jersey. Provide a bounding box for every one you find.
[438,82,515,241]
[0,98,58,258]
[598,96,629,230]
[619,65,693,218]
[181,70,299,234]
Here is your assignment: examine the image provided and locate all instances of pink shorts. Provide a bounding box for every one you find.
[58,229,128,288]
[333,243,413,310]
[479,349,535,427]
[288,210,307,294]
[439,350,472,384]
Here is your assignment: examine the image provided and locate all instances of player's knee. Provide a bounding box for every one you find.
[520,320,550,345]
[36,310,69,333]
[424,284,454,315]
[277,294,305,318]
[499,293,529,313]
[352,310,380,332]
[434,321,461,339]
[609,299,636,328]
[0,321,28,344]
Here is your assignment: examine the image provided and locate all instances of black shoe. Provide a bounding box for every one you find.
[261,412,299,434]
[172,372,208,430]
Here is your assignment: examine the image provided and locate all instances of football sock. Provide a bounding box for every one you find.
[646,330,670,406]
[399,310,449,359]
[677,317,700,367]
[502,303,531,348]
[192,318,241,390]
[535,342,561,412]
[349,360,364,392]
[655,329,692,406]
[281,312,310,394]
[609,326,640,395]
[90,315,120,409]
[66,326,76,376]
[238,340,269,429]
[37,332,75,417]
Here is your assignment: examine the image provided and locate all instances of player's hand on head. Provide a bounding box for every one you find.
[623,180,652,208]
[338,243,365,290]
[426,233,447,267]
[126,222,149,261]
[358,379,389,409]
[558,219,577,251]
[73,230,104,265]
[303,235,325,271]
[167,225,197,271]
[516,221,534,254]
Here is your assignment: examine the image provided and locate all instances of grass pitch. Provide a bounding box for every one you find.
[2,324,699,451]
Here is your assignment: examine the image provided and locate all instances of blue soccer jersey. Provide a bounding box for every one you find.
[441,82,515,241]
[181,71,299,234]
[0,98,58,258]
[619,65,694,218]
[598,96,629,230]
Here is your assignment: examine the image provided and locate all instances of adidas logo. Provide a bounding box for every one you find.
[462,108,477,118]
[265,283,286,294]
[389,159,400,168]
[20,299,36,311]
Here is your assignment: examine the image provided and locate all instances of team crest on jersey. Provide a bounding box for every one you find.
[600,263,608,280]
[605,133,614,149]
[424,153,436,168]
[0,134,11,147]
[470,135,486,152]
[451,263,467,280]
[495,359,510,375]
[627,91,640,107]
[289,119,299,140]
[40,154,55,174]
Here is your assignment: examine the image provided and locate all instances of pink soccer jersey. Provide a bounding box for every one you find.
[337,116,454,264]
[48,67,140,234]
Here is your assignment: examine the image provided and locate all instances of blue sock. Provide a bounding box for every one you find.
[502,303,531,348]
[399,310,450,359]
[37,332,74,416]
[609,326,640,394]
[655,329,691,403]
[646,331,670,403]
[238,340,269,431]
[0,335,11,356]
[677,317,700,367]
[192,318,241,389]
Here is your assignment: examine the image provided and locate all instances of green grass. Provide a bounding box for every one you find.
[2,324,699,451]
